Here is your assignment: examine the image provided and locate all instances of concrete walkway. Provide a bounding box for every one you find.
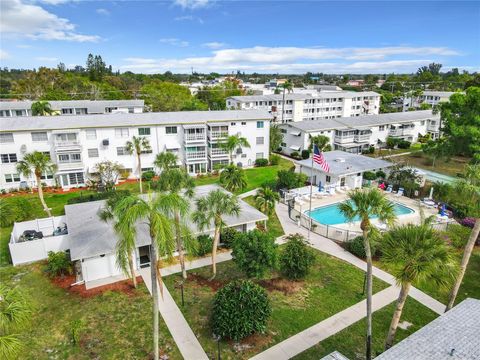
[251,286,399,360]
[238,188,259,199]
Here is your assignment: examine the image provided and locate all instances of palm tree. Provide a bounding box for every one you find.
[16,151,57,217]
[156,168,196,279]
[31,101,52,116]
[254,185,280,215]
[219,164,247,192]
[113,194,175,360]
[219,134,250,164]
[0,285,32,360]
[154,151,178,173]
[381,224,457,349]
[192,189,240,279]
[280,80,293,123]
[125,136,151,194]
[338,188,396,360]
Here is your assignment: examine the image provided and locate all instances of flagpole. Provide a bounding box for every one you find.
[307,146,314,242]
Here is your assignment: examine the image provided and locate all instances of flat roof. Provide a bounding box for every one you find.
[377,298,480,360]
[228,91,379,102]
[66,184,267,260]
[0,99,144,111]
[422,91,457,97]
[296,150,393,176]
[0,109,271,132]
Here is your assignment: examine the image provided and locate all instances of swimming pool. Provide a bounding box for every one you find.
[306,201,414,225]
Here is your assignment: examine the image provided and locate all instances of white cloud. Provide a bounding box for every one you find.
[159,38,189,47]
[0,0,100,42]
[0,50,10,60]
[96,8,110,16]
[173,0,211,10]
[174,15,204,24]
[35,56,58,62]
[16,44,33,49]
[202,42,227,49]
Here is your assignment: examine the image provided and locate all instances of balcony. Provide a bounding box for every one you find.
[184,133,206,142]
[427,123,439,132]
[354,134,371,143]
[388,128,413,137]
[57,161,83,170]
[209,131,229,140]
[210,148,229,157]
[334,135,354,144]
[54,140,81,150]
[185,151,207,161]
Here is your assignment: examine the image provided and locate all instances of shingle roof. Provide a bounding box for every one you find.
[296,150,393,176]
[0,99,144,111]
[0,109,271,132]
[66,184,267,260]
[376,298,480,360]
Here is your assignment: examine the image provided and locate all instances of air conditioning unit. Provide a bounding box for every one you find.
[102,139,109,146]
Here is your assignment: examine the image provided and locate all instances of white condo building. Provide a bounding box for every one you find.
[279,110,440,155]
[0,110,270,190]
[226,91,380,122]
[0,99,145,117]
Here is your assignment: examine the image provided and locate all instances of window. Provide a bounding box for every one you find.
[5,173,20,183]
[62,108,74,115]
[31,132,48,142]
[280,129,287,134]
[75,108,87,115]
[56,133,77,142]
[138,127,151,136]
[241,122,246,125]
[15,110,26,116]
[420,121,425,126]
[166,126,177,134]
[231,122,236,126]
[61,172,84,186]
[326,175,331,183]
[0,110,11,117]
[281,142,286,147]
[85,129,97,140]
[88,148,99,158]
[0,133,14,143]
[58,153,81,163]
[128,107,135,114]
[256,152,264,159]
[115,128,129,138]
[379,125,385,131]
[256,137,264,145]
[43,151,51,159]
[117,147,128,156]
[40,172,54,180]
[141,149,153,154]
[256,121,264,128]
[1,153,17,163]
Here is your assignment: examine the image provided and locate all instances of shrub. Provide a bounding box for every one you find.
[66,190,131,204]
[445,224,472,249]
[196,235,213,256]
[290,151,300,159]
[0,197,35,227]
[376,170,386,179]
[368,146,375,154]
[231,229,278,278]
[70,319,85,345]
[211,280,271,340]
[269,154,280,165]
[276,170,307,190]
[301,149,310,159]
[460,217,476,229]
[280,234,316,279]
[363,171,377,181]
[220,227,239,248]
[255,158,269,167]
[46,251,73,277]
[141,170,155,181]
[344,236,381,259]
[397,140,411,149]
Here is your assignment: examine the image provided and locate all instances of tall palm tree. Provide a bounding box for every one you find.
[219,164,247,192]
[156,168,196,279]
[0,285,32,360]
[31,101,52,116]
[338,188,396,360]
[154,151,178,173]
[125,136,151,194]
[254,185,280,215]
[219,134,250,164]
[280,80,293,123]
[113,194,175,360]
[381,224,457,349]
[192,189,240,279]
[16,151,57,217]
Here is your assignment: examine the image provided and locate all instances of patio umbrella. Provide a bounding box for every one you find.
[318,181,322,192]
[440,203,446,216]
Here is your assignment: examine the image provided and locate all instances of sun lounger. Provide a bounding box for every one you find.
[395,188,404,197]
[385,185,393,193]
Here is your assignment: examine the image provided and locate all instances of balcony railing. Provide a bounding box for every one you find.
[210,148,229,156]
[54,140,81,148]
[184,133,206,142]
[427,124,439,132]
[185,151,207,160]
[209,131,229,139]
[57,161,83,170]
[334,135,354,144]
[389,128,413,137]
[354,134,371,143]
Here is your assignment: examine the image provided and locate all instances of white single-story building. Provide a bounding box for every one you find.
[296,150,393,190]
[9,184,267,288]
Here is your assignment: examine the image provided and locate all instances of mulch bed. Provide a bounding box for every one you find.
[257,277,304,295]
[51,274,144,298]
[188,273,225,291]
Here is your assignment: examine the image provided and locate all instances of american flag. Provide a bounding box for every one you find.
[313,144,330,172]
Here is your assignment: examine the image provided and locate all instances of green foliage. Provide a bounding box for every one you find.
[219,165,247,192]
[276,169,307,190]
[70,319,86,345]
[280,234,316,279]
[269,154,280,166]
[220,227,239,249]
[197,80,243,110]
[67,190,130,204]
[309,135,331,151]
[290,151,301,159]
[141,80,206,112]
[269,125,284,152]
[0,198,35,227]
[141,170,155,182]
[196,235,213,256]
[363,171,377,181]
[211,280,271,340]
[31,100,52,116]
[445,224,472,249]
[376,170,386,179]
[255,158,269,167]
[46,251,73,277]
[397,140,411,149]
[231,230,278,278]
[386,137,400,149]
[301,150,310,159]
[345,236,369,259]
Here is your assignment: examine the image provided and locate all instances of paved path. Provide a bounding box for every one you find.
[238,188,259,199]
[251,286,399,360]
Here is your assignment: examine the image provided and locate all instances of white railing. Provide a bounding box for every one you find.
[57,161,83,170]
[334,135,354,144]
[354,134,371,142]
[210,131,229,139]
[210,148,229,156]
[184,133,206,142]
[186,151,206,160]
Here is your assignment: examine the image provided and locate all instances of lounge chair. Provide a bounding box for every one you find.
[385,185,393,193]
[329,187,336,195]
[395,188,404,197]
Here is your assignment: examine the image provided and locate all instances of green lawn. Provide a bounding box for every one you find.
[366,143,422,158]
[293,297,438,360]
[0,264,181,359]
[242,195,284,239]
[164,249,389,359]
[389,153,469,177]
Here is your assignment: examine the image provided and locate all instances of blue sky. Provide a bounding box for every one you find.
[1,0,479,74]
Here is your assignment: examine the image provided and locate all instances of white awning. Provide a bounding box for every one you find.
[290,131,301,136]
[164,138,181,150]
[289,145,301,151]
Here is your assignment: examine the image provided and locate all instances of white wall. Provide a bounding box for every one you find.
[81,253,123,283]
[9,234,70,265]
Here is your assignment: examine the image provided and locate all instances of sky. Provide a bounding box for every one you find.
[0,0,479,74]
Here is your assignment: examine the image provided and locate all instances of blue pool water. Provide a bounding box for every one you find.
[306,201,414,225]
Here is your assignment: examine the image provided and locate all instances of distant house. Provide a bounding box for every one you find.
[346,79,365,87]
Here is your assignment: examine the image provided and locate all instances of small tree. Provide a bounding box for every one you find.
[219,165,247,192]
[276,170,307,190]
[31,100,52,116]
[154,151,178,173]
[231,229,278,278]
[93,160,123,191]
[219,134,251,164]
[280,234,315,279]
[211,280,271,340]
[125,136,151,194]
[254,185,280,215]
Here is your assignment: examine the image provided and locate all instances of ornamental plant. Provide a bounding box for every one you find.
[280,234,316,280]
[211,280,271,340]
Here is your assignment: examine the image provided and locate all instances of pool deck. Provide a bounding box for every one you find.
[294,189,440,232]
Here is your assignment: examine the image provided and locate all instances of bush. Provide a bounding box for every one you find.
[220,227,239,248]
[368,146,375,154]
[301,150,310,159]
[46,251,73,277]
[397,140,411,149]
[231,229,278,278]
[276,170,307,190]
[0,197,35,227]
[344,236,381,259]
[141,170,155,181]
[269,154,280,166]
[445,224,472,249]
[460,217,476,229]
[196,235,213,256]
[66,190,130,204]
[211,280,271,340]
[255,158,269,167]
[280,234,316,279]
[376,170,386,179]
[290,151,301,159]
[363,171,377,181]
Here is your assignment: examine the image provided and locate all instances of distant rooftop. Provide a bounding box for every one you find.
[0,99,144,112]
[228,90,379,102]
[422,90,458,97]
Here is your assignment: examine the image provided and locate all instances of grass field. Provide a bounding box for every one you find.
[164,249,389,359]
[390,152,469,177]
[0,264,181,359]
[242,195,284,239]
